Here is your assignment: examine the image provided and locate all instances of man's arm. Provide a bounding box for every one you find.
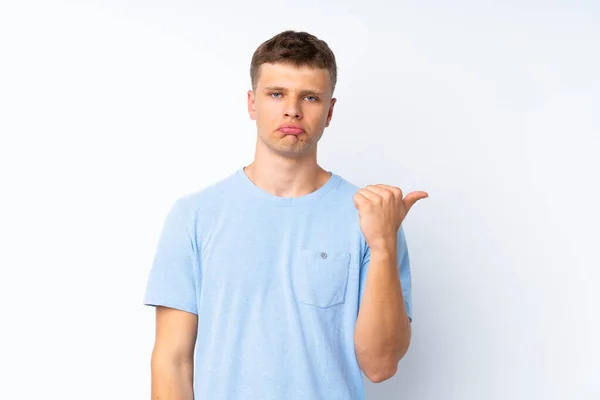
[150,306,198,400]
[354,243,411,383]
[352,183,427,383]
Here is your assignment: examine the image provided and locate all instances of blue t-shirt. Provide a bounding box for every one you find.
[144,167,413,399]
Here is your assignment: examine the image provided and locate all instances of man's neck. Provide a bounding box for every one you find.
[243,158,330,198]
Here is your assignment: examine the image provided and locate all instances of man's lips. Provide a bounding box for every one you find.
[278,127,304,135]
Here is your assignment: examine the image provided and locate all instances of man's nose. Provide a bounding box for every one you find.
[284,100,302,119]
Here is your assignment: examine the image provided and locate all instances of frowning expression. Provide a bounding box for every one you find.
[248,62,336,158]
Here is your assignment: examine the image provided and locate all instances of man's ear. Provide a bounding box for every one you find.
[325,97,337,127]
[248,90,256,121]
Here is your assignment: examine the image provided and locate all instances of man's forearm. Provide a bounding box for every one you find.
[151,358,194,400]
[354,244,412,382]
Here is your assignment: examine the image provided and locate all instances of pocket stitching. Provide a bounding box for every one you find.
[293,248,350,309]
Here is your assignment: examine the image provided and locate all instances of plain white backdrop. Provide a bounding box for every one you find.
[0,1,598,399]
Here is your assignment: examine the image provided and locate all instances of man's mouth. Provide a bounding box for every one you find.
[278,127,304,135]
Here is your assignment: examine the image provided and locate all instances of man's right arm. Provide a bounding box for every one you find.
[150,306,198,400]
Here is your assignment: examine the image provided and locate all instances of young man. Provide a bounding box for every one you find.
[144,30,428,399]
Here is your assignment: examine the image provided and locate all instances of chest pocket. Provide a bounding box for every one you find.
[291,248,351,308]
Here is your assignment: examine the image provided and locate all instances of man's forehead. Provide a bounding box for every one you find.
[257,63,331,91]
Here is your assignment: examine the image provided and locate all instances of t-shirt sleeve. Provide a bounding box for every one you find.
[143,199,198,315]
[359,225,413,322]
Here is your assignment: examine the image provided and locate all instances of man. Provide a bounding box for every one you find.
[144,30,428,399]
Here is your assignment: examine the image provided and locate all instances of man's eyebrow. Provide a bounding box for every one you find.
[263,86,324,96]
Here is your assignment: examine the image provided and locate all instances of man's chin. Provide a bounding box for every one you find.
[259,134,313,156]
[273,143,313,158]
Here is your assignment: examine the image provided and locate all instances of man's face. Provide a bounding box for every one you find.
[248,62,336,158]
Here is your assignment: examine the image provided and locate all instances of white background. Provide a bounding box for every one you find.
[1,1,598,399]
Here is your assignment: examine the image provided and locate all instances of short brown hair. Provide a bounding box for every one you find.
[250,30,337,95]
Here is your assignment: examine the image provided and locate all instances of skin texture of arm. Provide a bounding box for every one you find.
[352,184,427,382]
[354,245,412,383]
[150,306,198,400]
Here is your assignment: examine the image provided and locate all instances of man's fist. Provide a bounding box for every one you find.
[353,184,428,252]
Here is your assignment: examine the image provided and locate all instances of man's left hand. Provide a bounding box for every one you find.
[353,184,428,252]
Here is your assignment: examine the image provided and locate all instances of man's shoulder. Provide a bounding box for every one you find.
[316,172,362,215]
[329,172,364,202]
[333,173,361,194]
[171,169,240,216]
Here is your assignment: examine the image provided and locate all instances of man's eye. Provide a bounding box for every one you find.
[270,92,282,98]
[305,96,318,102]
